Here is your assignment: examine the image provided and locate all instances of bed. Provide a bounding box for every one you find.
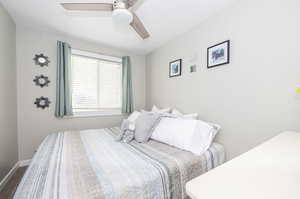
[14,127,225,199]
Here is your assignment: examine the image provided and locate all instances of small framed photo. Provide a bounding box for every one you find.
[169,59,182,78]
[207,40,230,68]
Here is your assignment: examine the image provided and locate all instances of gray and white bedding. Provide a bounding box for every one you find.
[14,127,225,199]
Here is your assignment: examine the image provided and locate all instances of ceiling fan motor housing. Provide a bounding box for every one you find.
[112,0,133,25]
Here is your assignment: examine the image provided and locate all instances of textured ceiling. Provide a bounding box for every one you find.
[0,0,237,54]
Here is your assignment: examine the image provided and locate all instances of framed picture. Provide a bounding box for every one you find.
[207,40,230,68]
[169,59,182,78]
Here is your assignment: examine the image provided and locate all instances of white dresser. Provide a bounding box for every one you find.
[186,132,300,199]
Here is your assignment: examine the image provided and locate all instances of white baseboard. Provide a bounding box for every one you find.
[0,162,19,191]
[0,159,31,191]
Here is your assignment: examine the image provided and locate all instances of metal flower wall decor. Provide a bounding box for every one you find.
[33,54,50,67]
[34,97,51,109]
[33,75,50,88]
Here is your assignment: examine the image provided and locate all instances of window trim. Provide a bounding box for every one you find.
[70,49,123,117]
[72,110,123,118]
[72,49,122,64]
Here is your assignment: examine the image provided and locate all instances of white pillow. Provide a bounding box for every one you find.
[151,117,220,155]
[171,109,198,120]
[127,111,141,123]
[206,122,221,138]
[152,105,171,113]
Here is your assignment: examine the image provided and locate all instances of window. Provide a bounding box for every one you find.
[71,50,122,116]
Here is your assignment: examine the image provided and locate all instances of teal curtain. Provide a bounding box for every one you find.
[55,41,73,118]
[122,56,134,114]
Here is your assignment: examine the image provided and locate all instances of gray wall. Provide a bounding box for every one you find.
[17,26,146,160]
[146,0,300,160]
[0,3,18,181]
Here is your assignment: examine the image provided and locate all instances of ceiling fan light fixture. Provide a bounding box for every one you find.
[61,1,150,39]
[112,9,133,25]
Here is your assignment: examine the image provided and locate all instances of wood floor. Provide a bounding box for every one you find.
[0,167,27,199]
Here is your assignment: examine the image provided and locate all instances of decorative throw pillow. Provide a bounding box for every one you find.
[151,105,171,113]
[134,112,161,143]
[122,130,134,143]
[116,119,135,142]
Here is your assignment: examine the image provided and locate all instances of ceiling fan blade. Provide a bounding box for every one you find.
[129,0,145,11]
[61,3,113,11]
[130,12,150,39]
[127,0,139,8]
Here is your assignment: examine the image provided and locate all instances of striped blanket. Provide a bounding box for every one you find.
[14,127,225,199]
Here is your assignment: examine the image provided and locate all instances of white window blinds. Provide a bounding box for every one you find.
[71,52,122,113]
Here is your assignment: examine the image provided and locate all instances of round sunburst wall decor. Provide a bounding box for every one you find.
[33,54,50,67]
[34,97,51,109]
[33,75,50,88]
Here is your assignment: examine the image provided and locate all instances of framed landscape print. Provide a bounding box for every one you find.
[207,40,230,68]
[169,59,182,77]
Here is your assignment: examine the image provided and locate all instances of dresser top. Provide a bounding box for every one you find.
[186,131,300,199]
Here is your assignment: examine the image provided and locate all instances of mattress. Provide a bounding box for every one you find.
[14,127,225,199]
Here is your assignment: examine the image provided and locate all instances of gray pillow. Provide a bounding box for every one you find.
[134,112,161,143]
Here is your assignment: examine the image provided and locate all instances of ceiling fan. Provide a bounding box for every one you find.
[61,0,150,39]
